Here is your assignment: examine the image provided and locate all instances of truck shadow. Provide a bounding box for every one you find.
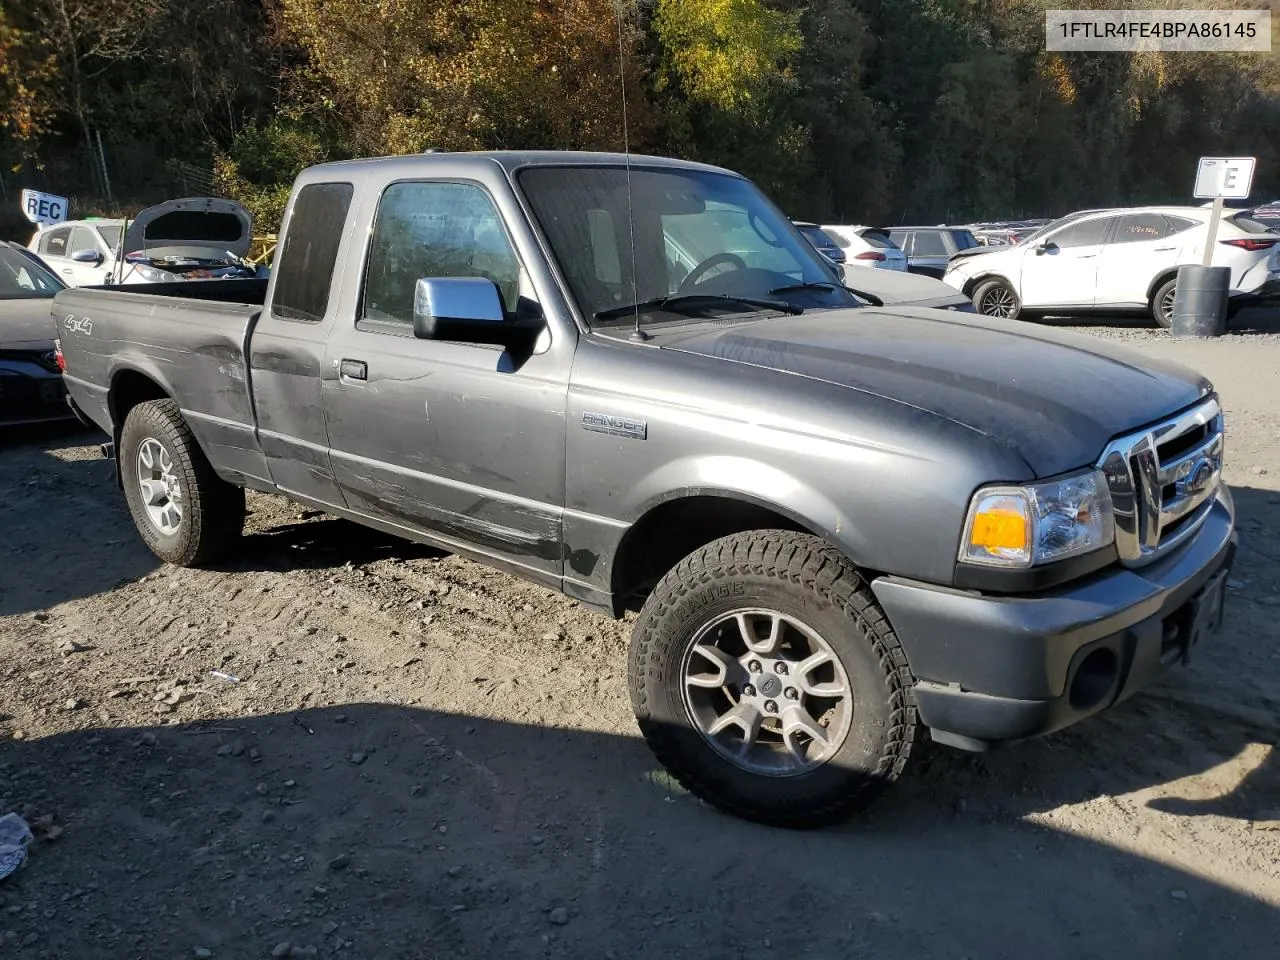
[223,514,448,573]
[1,703,1277,959]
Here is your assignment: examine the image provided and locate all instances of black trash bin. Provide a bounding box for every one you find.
[1171,264,1229,338]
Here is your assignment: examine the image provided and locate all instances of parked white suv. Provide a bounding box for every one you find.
[820,225,908,271]
[944,206,1280,327]
[28,218,123,287]
[27,198,257,287]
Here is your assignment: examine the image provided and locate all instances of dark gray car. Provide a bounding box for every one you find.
[0,242,74,426]
[54,152,1235,827]
[888,226,980,277]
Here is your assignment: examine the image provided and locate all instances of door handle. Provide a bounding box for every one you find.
[61,268,73,274]
[339,359,367,382]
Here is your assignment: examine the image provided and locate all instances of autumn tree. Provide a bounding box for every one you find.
[278,0,650,156]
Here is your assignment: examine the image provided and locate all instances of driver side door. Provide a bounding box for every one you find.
[322,176,572,586]
[1017,216,1115,308]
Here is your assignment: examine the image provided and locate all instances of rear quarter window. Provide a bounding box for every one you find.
[859,229,897,250]
[269,182,355,323]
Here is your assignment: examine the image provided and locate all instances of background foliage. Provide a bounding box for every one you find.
[1,0,1278,239]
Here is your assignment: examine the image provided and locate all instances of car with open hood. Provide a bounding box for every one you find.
[27,197,258,287]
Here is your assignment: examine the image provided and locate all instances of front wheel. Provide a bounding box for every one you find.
[120,399,245,566]
[628,531,918,827]
[972,278,1022,320]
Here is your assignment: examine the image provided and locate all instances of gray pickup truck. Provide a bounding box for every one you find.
[56,151,1236,826]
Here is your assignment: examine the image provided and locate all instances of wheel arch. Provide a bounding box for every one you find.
[107,367,174,488]
[1147,268,1179,302]
[607,488,873,617]
[961,271,1013,299]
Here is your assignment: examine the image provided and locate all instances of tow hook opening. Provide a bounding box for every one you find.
[1069,647,1119,711]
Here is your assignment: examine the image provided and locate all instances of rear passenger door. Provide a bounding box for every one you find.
[248,180,359,505]
[1093,214,1188,308]
[321,171,574,587]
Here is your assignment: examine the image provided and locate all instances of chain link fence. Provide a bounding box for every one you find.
[0,131,218,242]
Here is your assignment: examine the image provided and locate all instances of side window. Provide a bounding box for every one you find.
[1112,214,1172,244]
[362,181,519,327]
[70,226,100,256]
[42,227,71,257]
[888,231,911,254]
[270,182,354,323]
[911,231,948,256]
[1165,215,1198,235]
[1049,217,1111,248]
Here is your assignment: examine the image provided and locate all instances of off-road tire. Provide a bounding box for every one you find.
[120,399,245,566]
[972,277,1022,320]
[628,530,918,828]
[1151,277,1177,329]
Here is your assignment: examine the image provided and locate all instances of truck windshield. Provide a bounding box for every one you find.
[519,165,854,328]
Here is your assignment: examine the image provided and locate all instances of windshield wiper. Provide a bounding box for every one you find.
[594,293,803,322]
[769,280,884,307]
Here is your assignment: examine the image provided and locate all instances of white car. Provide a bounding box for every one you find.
[28,197,256,287]
[820,225,908,271]
[943,206,1280,327]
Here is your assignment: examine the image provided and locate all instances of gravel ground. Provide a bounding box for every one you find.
[2,313,1279,959]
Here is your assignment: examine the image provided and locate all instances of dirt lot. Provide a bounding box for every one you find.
[2,313,1279,959]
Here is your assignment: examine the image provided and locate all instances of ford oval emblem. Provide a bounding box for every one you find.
[1184,458,1215,495]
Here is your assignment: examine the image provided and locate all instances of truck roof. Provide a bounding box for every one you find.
[302,150,738,179]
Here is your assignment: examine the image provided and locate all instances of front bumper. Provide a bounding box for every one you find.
[871,487,1237,749]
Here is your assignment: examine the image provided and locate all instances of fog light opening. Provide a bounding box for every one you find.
[1070,648,1119,711]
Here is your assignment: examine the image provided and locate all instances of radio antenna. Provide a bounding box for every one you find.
[615,1,649,342]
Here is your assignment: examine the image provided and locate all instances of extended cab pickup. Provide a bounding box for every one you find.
[56,152,1237,826]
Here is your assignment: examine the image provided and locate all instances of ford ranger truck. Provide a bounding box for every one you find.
[55,152,1236,827]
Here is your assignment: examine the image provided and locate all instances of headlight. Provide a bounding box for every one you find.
[134,264,168,282]
[959,470,1115,568]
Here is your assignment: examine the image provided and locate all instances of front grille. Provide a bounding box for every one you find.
[1097,397,1223,567]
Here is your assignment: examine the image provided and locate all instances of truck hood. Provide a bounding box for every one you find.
[124,197,252,259]
[658,308,1210,477]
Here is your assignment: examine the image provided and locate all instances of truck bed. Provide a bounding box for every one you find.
[54,280,272,488]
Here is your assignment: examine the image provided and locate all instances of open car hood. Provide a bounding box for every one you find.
[123,197,253,260]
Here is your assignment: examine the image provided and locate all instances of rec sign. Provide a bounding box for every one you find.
[20,189,69,226]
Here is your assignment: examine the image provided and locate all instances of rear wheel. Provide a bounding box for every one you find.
[120,399,244,565]
[628,531,918,827]
[1151,277,1177,329]
[972,278,1022,320]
